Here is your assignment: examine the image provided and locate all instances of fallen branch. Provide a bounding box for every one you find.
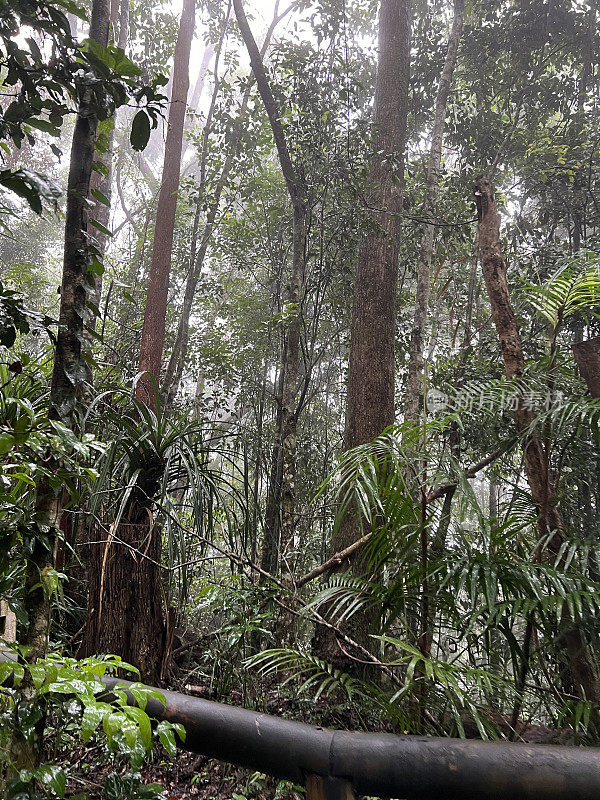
[296,445,509,588]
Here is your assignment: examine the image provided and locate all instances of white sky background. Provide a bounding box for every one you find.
[189,0,297,78]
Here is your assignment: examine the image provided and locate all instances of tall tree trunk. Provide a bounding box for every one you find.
[162,6,231,406]
[87,0,129,325]
[314,0,411,667]
[136,0,195,409]
[163,2,291,407]
[12,0,111,773]
[404,0,463,422]
[66,0,129,623]
[475,175,600,702]
[81,0,194,684]
[233,0,308,576]
[342,0,411,491]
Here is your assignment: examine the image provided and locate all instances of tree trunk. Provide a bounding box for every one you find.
[66,0,129,626]
[83,521,165,680]
[475,175,600,702]
[233,0,308,577]
[342,0,411,492]
[162,8,231,406]
[573,337,600,397]
[25,0,111,653]
[136,0,195,409]
[87,0,129,324]
[85,0,123,328]
[261,362,285,576]
[163,3,292,407]
[82,0,194,684]
[313,0,411,668]
[12,0,111,772]
[404,0,463,422]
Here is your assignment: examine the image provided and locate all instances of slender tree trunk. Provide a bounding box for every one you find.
[163,3,290,406]
[87,0,129,322]
[342,0,411,498]
[234,0,308,577]
[313,0,411,668]
[67,0,129,622]
[402,0,463,676]
[26,0,110,655]
[475,175,600,702]
[86,0,120,322]
[82,0,194,683]
[11,0,111,773]
[136,0,195,409]
[262,362,285,575]
[162,7,231,406]
[251,361,269,567]
[404,0,463,422]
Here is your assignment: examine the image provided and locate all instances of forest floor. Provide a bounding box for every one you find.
[64,742,280,800]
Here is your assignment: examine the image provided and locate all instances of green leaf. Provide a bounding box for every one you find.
[130,111,151,151]
[156,721,176,756]
[81,703,105,742]
[35,765,66,798]
[91,188,110,206]
[88,218,112,237]
[0,433,15,455]
[92,159,109,177]
[29,663,46,689]
[26,118,61,137]
[0,659,19,686]
[103,711,123,744]
[125,705,152,750]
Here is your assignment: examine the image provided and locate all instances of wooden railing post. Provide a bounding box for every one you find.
[305,774,355,800]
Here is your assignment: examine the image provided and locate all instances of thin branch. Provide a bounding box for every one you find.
[295,445,510,588]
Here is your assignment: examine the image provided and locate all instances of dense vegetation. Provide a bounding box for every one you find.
[1,0,600,796]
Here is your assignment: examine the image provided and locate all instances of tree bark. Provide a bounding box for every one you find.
[12,0,111,772]
[162,4,293,407]
[81,0,195,684]
[49,0,111,419]
[475,175,600,703]
[85,0,128,357]
[313,0,411,668]
[233,0,308,574]
[404,0,463,422]
[26,0,111,654]
[162,7,232,406]
[83,520,165,680]
[573,337,600,398]
[136,0,195,409]
[342,0,411,481]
